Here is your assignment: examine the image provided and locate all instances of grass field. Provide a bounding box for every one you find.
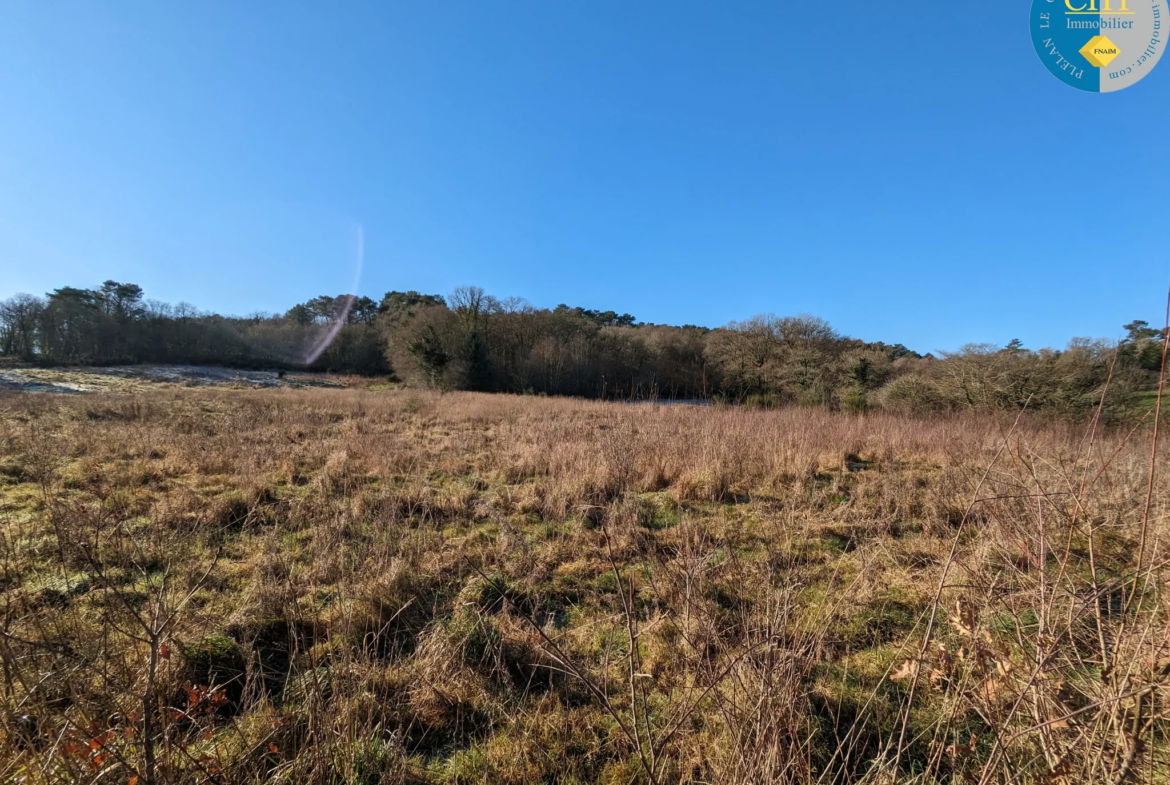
[2,388,1169,784]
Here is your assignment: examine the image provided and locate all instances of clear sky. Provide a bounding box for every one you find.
[0,1,1165,354]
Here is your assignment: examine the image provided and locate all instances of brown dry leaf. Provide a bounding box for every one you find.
[1044,757,1073,780]
[929,668,947,692]
[933,641,955,671]
[891,660,920,681]
[977,678,1001,702]
[950,598,976,638]
[946,742,973,758]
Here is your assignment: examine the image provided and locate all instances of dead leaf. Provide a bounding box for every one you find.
[946,742,973,758]
[891,660,920,681]
[929,668,947,691]
[950,598,976,638]
[976,678,1001,702]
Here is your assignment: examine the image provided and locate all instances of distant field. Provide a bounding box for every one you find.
[1,387,1168,784]
[0,364,354,394]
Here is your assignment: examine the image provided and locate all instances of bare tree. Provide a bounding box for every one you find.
[0,293,45,360]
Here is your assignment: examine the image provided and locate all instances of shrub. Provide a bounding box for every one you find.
[875,373,950,415]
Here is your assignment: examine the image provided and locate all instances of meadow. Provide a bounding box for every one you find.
[1,387,1168,784]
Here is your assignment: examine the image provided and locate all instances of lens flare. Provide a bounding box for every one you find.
[300,224,365,366]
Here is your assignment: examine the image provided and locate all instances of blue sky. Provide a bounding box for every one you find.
[0,1,1165,354]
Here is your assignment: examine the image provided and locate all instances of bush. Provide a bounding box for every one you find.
[840,385,869,414]
[744,393,784,410]
[875,374,950,415]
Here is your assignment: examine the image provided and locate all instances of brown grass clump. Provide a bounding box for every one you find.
[1,388,1169,783]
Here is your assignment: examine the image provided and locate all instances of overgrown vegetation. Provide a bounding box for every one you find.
[2,282,1162,414]
[3,387,1170,783]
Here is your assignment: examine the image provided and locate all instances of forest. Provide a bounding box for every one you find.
[0,280,1164,415]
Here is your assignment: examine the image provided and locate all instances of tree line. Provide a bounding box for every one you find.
[0,281,1163,415]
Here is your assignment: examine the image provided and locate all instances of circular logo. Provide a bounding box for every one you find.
[1031,0,1165,91]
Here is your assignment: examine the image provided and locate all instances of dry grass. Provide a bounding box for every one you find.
[1,388,1168,783]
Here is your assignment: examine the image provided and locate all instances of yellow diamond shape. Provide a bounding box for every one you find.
[1080,35,1121,68]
